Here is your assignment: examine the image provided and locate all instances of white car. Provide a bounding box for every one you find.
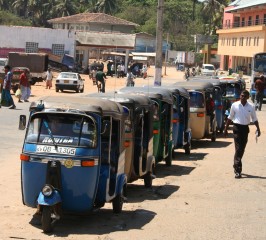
[201,64,216,76]
[55,72,85,93]
[0,58,8,73]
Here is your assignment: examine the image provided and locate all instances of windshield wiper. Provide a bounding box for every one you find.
[43,119,58,150]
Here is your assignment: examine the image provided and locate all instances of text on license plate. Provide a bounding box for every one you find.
[64,80,69,83]
[36,145,76,155]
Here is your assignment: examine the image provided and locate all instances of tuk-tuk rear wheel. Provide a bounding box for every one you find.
[184,143,191,155]
[144,166,155,188]
[112,185,126,214]
[41,206,53,233]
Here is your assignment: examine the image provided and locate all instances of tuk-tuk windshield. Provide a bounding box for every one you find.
[189,91,204,108]
[25,113,97,148]
[225,83,241,96]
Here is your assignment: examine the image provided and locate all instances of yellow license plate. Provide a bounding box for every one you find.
[64,80,69,83]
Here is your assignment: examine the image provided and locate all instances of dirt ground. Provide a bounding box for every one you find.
[0,67,265,240]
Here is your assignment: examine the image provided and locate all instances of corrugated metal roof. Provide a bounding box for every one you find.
[48,13,139,27]
[76,32,136,49]
[226,0,266,12]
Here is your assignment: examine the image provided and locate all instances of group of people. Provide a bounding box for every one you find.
[0,65,31,109]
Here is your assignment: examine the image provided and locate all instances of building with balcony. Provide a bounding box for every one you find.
[217,0,266,74]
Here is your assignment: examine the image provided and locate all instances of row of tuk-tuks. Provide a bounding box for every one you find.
[18,75,246,233]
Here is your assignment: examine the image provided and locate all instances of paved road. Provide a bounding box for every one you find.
[0,72,265,239]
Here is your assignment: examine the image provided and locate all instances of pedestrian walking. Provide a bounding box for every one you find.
[126,69,135,87]
[19,68,31,102]
[0,65,16,109]
[254,75,265,111]
[95,68,107,93]
[46,68,53,89]
[224,90,261,178]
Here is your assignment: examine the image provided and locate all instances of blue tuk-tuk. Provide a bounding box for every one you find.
[19,96,128,233]
[163,86,191,154]
[119,86,174,166]
[86,92,156,187]
[219,77,246,118]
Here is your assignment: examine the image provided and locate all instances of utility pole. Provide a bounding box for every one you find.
[154,0,164,86]
[164,32,169,76]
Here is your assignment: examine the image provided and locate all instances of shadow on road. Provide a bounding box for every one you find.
[30,208,156,236]
[241,173,266,179]
[127,184,179,203]
[192,139,232,149]
[173,152,208,161]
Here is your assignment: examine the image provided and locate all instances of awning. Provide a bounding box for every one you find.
[102,51,133,57]
[131,52,156,57]
[76,32,136,49]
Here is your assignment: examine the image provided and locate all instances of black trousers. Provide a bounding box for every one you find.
[233,123,249,174]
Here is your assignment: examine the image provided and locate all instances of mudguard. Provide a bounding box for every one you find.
[116,174,127,195]
[37,190,62,206]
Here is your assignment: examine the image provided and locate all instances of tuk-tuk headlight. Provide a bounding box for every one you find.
[42,185,53,197]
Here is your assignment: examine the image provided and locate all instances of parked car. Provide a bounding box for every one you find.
[0,58,8,81]
[201,64,216,76]
[11,67,31,93]
[55,72,85,93]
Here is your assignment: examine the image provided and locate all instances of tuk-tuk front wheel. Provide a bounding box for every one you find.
[112,184,126,214]
[184,143,191,155]
[144,166,155,188]
[41,206,53,233]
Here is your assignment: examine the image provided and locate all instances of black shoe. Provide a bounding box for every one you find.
[18,100,23,103]
[24,100,29,102]
[235,173,241,179]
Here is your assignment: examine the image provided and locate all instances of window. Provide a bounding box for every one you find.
[257,37,259,46]
[255,15,259,25]
[264,14,266,24]
[254,37,256,46]
[249,37,251,46]
[52,44,65,56]
[248,16,252,26]
[246,37,248,46]
[239,37,244,46]
[25,42,38,53]
[241,17,245,27]
[232,38,237,46]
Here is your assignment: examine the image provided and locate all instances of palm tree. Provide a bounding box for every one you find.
[94,0,117,15]
[54,0,76,17]
[12,0,29,17]
[201,0,226,35]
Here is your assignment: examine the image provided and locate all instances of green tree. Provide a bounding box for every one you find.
[94,0,117,14]
[201,0,226,35]
[54,0,76,17]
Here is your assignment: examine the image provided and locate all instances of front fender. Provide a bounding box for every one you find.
[37,190,62,206]
[116,174,127,195]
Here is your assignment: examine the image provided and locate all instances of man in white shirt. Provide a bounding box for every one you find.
[224,90,261,178]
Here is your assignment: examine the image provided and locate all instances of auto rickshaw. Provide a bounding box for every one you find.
[219,77,246,118]
[19,96,128,233]
[162,86,192,154]
[86,92,156,187]
[119,86,174,166]
[189,77,225,133]
[172,81,217,142]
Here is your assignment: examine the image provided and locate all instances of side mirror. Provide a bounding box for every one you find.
[19,115,27,130]
[101,120,110,135]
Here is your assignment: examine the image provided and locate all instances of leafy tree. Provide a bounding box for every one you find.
[0,10,31,26]
[54,0,76,17]
[94,0,117,14]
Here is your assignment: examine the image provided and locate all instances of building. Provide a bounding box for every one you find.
[0,25,75,58]
[217,0,266,74]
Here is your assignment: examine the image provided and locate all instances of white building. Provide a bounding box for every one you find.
[0,25,75,58]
